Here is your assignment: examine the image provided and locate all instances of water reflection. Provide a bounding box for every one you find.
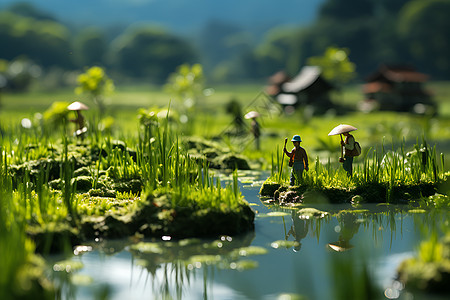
[49,173,448,299]
[328,211,361,251]
[127,234,259,299]
[285,210,310,252]
[260,200,448,299]
[55,232,268,299]
[263,201,430,252]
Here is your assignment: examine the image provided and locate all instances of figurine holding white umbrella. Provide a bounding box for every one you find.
[328,124,357,162]
[328,124,358,177]
[68,101,89,138]
[245,111,261,150]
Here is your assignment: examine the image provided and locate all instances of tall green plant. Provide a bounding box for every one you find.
[0,143,52,300]
[75,66,114,115]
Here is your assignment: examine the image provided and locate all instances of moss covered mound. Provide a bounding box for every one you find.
[260,180,438,204]
[80,193,255,240]
[16,139,255,253]
[184,136,251,170]
[259,181,281,197]
[9,141,142,195]
[28,192,255,253]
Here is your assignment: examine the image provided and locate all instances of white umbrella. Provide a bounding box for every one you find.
[328,124,357,161]
[244,111,260,119]
[327,241,354,252]
[328,124,357,136]
[68,101,89,111]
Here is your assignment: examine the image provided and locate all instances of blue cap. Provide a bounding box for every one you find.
[291,135,302,142]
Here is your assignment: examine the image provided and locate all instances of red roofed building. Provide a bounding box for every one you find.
[361,64,436,114]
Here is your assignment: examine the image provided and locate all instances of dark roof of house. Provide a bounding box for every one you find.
[366,65,429,83]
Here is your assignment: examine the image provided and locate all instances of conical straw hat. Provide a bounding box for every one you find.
[244,111,260,119]
[327,241,354,252]
[68,101,89,111]
[328,124,357,136]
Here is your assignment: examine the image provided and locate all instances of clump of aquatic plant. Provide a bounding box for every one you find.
[77,194,137,216]
[135,108,242,196]
[164,64,204,109]
[164,63,205,134]
[102,142,140,181]
[419,193,450,209]
[150,175,244,212]
[75,66,114,114]
[397,232,450,293]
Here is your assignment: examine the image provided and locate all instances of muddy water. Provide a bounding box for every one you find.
[58,176,447,300]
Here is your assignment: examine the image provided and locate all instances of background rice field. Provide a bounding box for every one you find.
[2,81,450,166]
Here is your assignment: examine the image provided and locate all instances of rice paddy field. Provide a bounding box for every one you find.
[0,81,449,299]
[2,83,450,157]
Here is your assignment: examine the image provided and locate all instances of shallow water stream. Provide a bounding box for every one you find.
[54,174,448,300]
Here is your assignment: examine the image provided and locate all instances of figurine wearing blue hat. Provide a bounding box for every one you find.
[283,135,309,185]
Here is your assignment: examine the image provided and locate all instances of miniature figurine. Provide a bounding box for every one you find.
[245,111,261,150]
[68,101,88,139]
[341,132,356,176]
[283,135,309,185]
[328,124,359,177]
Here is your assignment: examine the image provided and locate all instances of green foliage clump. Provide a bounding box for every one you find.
[306,47,356,85]
[164,63,205,131]
[165,64,204,101]
[420,193,450,209]
[75,66,114,98]
[397,233,450,293]
[43,101,70,128]
[75,66,114,113]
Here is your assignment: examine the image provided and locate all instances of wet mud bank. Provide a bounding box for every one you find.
[259,180,441,205]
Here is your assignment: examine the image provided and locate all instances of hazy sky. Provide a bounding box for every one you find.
[1,0,324,33]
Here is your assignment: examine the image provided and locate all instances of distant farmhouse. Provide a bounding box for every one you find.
[361,64,436,114]
[266,66,335,114]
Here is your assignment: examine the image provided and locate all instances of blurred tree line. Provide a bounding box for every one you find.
[0,0,449,90]
[249,0,450,81]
